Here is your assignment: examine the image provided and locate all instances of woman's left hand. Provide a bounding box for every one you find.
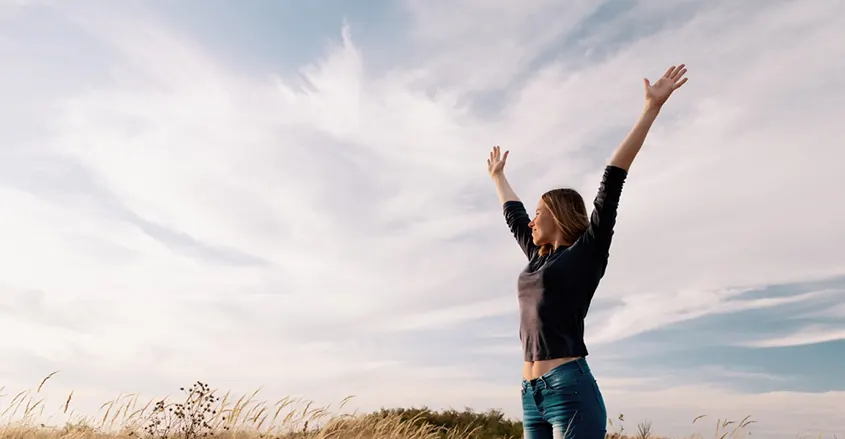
[644,64,688,110]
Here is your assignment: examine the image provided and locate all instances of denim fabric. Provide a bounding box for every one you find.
[521,358,607,439]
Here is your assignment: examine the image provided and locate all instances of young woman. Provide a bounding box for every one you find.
[487,64,688,439]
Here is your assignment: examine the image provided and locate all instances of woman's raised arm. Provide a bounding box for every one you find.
[488,146,519,204]
[609,64,689,171]
[583,64,689,250]
[488,146,536,259]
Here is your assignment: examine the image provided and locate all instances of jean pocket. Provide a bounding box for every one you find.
[542,373,581,395]
[542,378,580,395]
[544,383,579,396]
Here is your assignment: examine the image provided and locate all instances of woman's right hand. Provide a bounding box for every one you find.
[487,145,509,178]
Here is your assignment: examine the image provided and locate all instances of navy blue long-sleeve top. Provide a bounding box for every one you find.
[503,165,627,361]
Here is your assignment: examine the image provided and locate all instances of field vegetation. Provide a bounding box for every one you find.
[0,374,793,439]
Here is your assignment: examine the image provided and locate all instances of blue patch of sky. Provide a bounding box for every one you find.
[142,0,411,77]
[734,276,845,301]
[554,0,702,62]
[465,0,704,120]
[597,276,845,392]
[624,341,845,393]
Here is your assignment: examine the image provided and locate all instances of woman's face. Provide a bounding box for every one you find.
[529,199,558,246]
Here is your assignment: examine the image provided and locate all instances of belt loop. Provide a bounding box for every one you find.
[538,376,548,389]
[576,358,585,374]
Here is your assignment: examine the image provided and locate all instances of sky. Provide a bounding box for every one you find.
[1,0,844,437]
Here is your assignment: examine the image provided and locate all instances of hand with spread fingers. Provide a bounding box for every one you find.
[487,145,509,178]
[644,64,688,110]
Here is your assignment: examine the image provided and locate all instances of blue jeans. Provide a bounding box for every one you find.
[521,358,607,439]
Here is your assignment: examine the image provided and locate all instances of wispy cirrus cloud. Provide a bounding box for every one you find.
[748,327,845,349]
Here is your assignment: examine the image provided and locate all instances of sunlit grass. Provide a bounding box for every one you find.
[0,373,477,439]
[0,373,836,439]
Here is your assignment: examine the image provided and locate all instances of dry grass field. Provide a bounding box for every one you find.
[0,373,802,439]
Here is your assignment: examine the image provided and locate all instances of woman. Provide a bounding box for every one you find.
[487,64,688,439]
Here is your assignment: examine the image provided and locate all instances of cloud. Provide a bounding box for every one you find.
[2,0,845,438]
[746,326,845,348]
[588,287,832,345]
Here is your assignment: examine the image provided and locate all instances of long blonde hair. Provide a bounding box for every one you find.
[538,188,589,256]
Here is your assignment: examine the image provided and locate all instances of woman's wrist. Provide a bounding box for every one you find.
[642,103,662,118]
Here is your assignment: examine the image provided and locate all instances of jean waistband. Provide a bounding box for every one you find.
[522,357,592,389]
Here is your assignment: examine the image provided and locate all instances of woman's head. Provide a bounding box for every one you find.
[529,188,590,255]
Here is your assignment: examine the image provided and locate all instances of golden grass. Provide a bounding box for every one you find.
[0,373,837,439]
[0,415,477,439]
[1,375,479,439]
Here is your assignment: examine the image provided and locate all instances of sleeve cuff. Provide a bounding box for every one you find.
[604,165,629,181]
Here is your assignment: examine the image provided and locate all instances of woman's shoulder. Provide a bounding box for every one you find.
[548,241,601,266]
